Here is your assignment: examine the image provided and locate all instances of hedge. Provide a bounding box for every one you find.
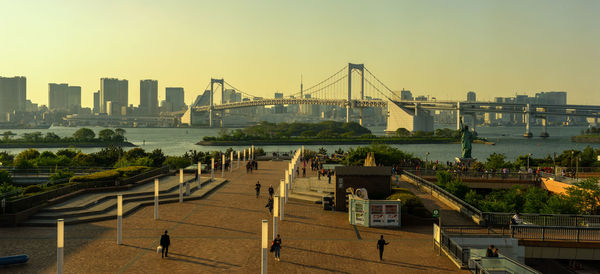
[69,166,149,183]
[387,188,431,218]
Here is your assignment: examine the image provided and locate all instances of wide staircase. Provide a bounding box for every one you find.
[23,175,226,226]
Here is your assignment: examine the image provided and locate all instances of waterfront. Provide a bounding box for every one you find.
[1,125,597,163]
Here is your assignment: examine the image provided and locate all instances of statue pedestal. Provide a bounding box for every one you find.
[455,157,476,167]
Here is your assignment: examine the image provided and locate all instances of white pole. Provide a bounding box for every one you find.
[280,180,285,220]
[179,169,183,203]
[252,145,255,160]
[154,179,159,220]
[230,151,234,173]
[273,215,278,240]
[243,149,246,162]
[261,219,268,274]
[197,161,202,189]
[237,150,240,169]
[117,194,122,245]
[282,179,288,204]
[211,157,215,181]
[186,181,190,196]
[222,154,225,177]
[57,219,64,274]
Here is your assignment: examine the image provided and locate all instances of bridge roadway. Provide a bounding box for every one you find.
[0,161,464,273]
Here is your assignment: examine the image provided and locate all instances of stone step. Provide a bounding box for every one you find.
[288,192,323,204]
[21,179,227,226]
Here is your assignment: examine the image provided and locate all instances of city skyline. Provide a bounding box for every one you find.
[1,0,599,107]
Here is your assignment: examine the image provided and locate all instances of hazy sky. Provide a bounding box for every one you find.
[1,0,599,107]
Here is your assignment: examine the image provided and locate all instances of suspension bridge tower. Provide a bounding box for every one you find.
[347,63,365,124]
[210,78,224,127]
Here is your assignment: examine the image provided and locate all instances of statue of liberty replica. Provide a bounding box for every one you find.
[457,118,477,164]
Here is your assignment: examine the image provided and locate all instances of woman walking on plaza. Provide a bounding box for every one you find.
[265,196,273,214]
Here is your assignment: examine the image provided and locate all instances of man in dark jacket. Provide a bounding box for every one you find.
[268,185,274,197]
[376,235,389,261]
[160,230,170,258]
[255,181,261,198]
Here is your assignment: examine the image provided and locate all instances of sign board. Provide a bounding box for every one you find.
[432,209,439,218]
[338,178,343,188]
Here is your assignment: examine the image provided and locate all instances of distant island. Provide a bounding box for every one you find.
[572,127,600,143]
[0,128,135,148]
[197,121,463,146]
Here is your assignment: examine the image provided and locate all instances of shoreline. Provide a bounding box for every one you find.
[0,141,136,148]
[571,136,600,143]
[198,138,457,146]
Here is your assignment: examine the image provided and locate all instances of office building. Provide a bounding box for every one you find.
[48,83,81,112]
[139,80,158,115]
[93,91,100,113]
[166,87,185,111]
[222,89,241,104]
[466,91,476,102]
[100,78,128,114]
[400,89,413,101]
[273,92,285,113]
[0,76,26,122]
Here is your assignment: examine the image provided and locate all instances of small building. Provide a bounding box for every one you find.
[334,166,392,211]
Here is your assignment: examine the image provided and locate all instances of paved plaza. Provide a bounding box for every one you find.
[0,161,465,273]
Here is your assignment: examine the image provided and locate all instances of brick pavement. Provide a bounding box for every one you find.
[0,161,465,273]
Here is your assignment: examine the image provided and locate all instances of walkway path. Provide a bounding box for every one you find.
[0,162,465,273]
[397,179,476,226]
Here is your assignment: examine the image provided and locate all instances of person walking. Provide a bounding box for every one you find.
[268,185,274,197]
[376,235,389,261]
[255,181,261,198]
[273,234,282,261]
[302,167,306,177]
[265,196,274,214]
[160,230,171,258]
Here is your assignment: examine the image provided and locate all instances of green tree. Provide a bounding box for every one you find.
[22,132,43,142]
[72,128,96,141]
[485,153,510,170]
[148,149,166,167]
[164,156,191,169]
[1,131,14,141]
[0,151,15,165]
[522,187,549,213]
[0,169,12,184]
[44,132,61,142]
[541,194,578,214]
[565,177,600,215]
[98,129,116,141]
[395,128,411,137]
[465,190,483,208]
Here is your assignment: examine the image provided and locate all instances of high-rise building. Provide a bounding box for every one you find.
[139,80,158,115]
[273,92,285,113]
[0,76,26,121]
[100,78,128,114]
[222,89,241,104]
[400,89,413,101]
[165,87,185,111]
[93,91,100,113]
[48,83,81,112]
[466,91,476,102]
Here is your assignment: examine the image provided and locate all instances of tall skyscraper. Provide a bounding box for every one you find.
[93,91,100,113]
[0,76,26,121]
[139,79,158,115]
[48,83,81,112]
[165,87,185,111]
[100,78,128,114]
[400,89,413,101]
[466,91,476,102]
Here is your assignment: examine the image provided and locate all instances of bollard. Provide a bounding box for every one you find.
[179,169,183,203]
[154,179,159,220]
[280,180,285,220]
[243,149,246,162]
[211,158,215,181]
[198,161,202,189]
[57,219,64,274]
[251,145,255,160]
[237,150,240,169]
[222,154,225,177]
[282,179,287,204]
[117,195,122,244]
[261,219,268,274]
[273,215,278,240]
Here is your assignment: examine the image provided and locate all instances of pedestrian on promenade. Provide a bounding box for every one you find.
[160,230,171,258]
[327,171,332,184]
[296,167,299,177]
[302,167,306,177]
[255,181,261,198]
[273,234,282,261]
[268,185,274,197]
[486,245,495,257]
[376,235,389,261]
[265,196,274,214]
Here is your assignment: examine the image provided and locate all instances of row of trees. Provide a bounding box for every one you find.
[436,170,600,215]
[467,146,600,171]
[395,128,460,139]
[582,127,600,135]
[0,128,127,143]
[205,121,372,141]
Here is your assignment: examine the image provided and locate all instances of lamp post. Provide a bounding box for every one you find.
[527,153,532,170]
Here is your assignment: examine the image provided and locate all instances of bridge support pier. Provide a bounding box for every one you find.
[209,108,213,127]
[524,104,533,138]
[471,113,477,132]
[359,108,363,126]
[456,102,462,130]
[540,116,549,138]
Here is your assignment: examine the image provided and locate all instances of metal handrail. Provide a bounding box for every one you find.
[511,224,600,242]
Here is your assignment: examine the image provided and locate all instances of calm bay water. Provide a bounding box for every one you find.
[1,125,598,162]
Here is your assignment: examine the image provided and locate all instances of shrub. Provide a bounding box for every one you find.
[165,156,191,169]
[115,166,149,177]
[0,169,12,184]
[70,170,120,183]
[23,185,43,195]
[386,188,430,217]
